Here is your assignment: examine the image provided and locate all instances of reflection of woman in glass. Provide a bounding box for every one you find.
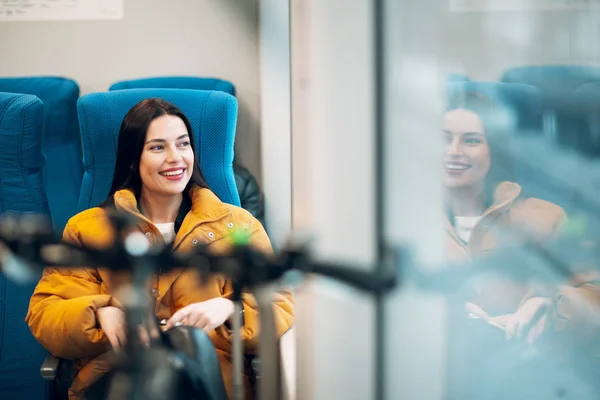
[443,91,598,345]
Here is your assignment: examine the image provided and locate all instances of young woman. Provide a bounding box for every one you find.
[26,98,294,399]
[444,90,600,400]
[443,91,568,343]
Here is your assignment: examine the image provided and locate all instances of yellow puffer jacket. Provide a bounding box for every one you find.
[26,186,295,399]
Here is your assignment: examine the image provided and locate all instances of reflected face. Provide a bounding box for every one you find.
[139,114,194,197]
[442,109,491,189]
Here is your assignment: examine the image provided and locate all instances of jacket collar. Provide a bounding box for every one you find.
[187,186,231,223]
[488,181,522,215]
[112,188,154,228]
[112,186,231,246]
[112,186,230,224]
[445,181,522,248]
[173,187,231,248]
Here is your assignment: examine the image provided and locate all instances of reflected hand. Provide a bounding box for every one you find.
[466,302,512,331]
[505,297,552,344]
[96,306,127,351]
[466,302,490,321]
[166,298,235,332]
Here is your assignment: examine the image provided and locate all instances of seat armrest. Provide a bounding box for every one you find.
[40,354,61,380]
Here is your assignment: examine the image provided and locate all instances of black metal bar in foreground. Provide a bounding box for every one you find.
[0,213,399,400]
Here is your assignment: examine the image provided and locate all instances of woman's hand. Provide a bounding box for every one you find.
[505,297,553,344]
[96,306,127,351]
[166,298,235,332]
[466,302,514,331]
[466,302,490,320]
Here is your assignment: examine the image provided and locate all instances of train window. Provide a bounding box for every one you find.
[382,2,600,399]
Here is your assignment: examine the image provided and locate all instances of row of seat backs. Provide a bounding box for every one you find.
[501,66,600,156]
[0,92,52,400]
[450,66,600,137]
[0,76,239,234]
[449,66,600,96]
[0,87,240,400]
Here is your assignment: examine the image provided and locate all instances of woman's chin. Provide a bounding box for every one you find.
[159,181,190,196]
[443,178,471,189]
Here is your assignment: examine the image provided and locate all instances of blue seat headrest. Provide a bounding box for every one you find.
[77,88,240,211]
[110,76,236,97]
[0,76,80,146]
[0,92,49,215]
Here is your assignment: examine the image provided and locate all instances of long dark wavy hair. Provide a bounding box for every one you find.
[103,98,209,206]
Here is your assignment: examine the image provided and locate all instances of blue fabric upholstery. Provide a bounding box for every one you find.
[108,76,244,165]
[0,77,83,233]
[77,89,240,210]
[576,81,600,109]
[500,66,600,140]
[110,77,236,97]
[575,82,600,156]
[501,65,600,96]
[0,92,50,400]
[447,81,543,132]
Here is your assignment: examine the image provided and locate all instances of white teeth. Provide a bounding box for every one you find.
[161,169,184,176]
[445,163,469,170]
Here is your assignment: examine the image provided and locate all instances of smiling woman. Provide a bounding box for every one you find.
[435,87,600,399]
[444,92,515,206]
[442,108,491,200]
[25,98,295,400]
[442,91,567,318]
[111,99,209,203]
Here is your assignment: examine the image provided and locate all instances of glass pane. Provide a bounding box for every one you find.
[384,1,600,399]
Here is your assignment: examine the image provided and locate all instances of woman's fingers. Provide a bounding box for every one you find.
[526,314,547,345]
[505,315,519,340]
[138,325,151,348]
[466,302,489,320]
[166,307,190,329]
[105,332,121,351]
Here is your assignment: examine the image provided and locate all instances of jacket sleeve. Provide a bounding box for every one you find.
[549,214,600,344]
[519,212,600,344]
[25,224,123,360]
[216,215,294,353]
[553,268,600,345]
[519,210,569,303]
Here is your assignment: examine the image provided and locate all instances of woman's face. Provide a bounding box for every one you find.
[442,108,491,189]
[139,114,194,198]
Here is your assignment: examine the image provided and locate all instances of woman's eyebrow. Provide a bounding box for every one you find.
[145,134,189,145]
[462,132,484,137]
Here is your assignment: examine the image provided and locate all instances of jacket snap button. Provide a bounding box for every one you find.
[208,232,215,238]
[144,232,151,237]
[192,239,199,245]
[227,223,234,229]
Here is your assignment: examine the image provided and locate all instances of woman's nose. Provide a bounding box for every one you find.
[166,147,183,162]
[446,139,463,156]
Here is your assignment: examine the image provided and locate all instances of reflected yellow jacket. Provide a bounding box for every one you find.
[26,186,295,399]
[445,181,600,347]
